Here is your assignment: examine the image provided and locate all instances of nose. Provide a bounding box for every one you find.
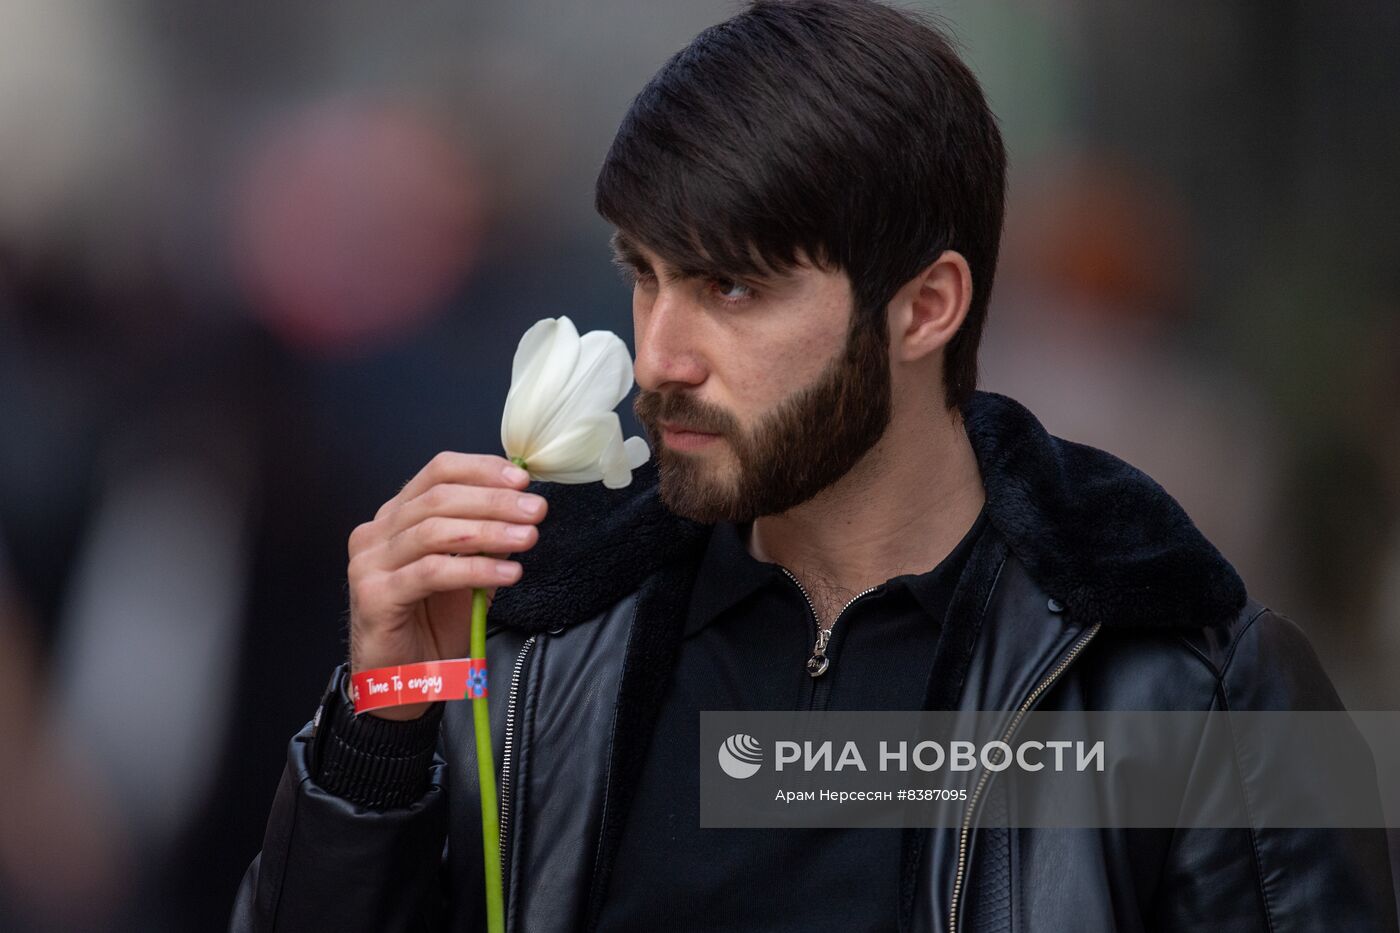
[632,283,708,392]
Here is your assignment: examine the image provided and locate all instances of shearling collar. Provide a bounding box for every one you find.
[488,389,1247,633]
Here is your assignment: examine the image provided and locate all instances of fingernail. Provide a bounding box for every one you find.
[497,561,521,581]
[503,465,530,484]
[507,525,532,543]
[518,495,544,516]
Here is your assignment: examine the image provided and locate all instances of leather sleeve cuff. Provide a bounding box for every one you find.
[310,663,445,810]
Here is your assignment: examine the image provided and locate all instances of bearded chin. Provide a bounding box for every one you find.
[645,310,892,524]
[653,446,748,524]
[653,413,886,524]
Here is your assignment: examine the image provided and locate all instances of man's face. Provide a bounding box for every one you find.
[619,233,892,523]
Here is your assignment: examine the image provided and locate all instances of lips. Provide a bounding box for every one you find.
[661,422,718,436]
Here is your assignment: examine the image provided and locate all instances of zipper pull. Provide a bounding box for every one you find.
[806,626,832,677]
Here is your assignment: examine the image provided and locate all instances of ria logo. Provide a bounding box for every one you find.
[718,733,764,779]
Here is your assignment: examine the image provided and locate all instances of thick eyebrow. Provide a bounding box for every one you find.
[609,231,653,276]
[609,230,765,286]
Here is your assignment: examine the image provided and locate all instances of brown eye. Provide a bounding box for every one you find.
[710,277,755,304]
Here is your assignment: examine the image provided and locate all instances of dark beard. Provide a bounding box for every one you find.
[633,312,892,523]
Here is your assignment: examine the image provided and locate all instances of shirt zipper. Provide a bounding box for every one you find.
[498,633,538,907]
[777,565,883,679]
[946,621,1101,933]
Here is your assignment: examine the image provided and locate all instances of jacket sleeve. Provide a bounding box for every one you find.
[229,665,454,932]
[1154,609,1400,932]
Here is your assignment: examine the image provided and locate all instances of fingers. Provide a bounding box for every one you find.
[379,452,530,520]
[350,482,548,572]
[348,452,546,607]
[381,483,548,540]
[360,554,523,610]
[378,516,539,571]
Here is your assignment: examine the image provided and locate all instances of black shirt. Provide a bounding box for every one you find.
[597,503,990,932]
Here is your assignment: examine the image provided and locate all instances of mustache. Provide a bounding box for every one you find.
[633,389,736,436]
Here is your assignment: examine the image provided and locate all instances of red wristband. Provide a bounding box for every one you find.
[349,658,487,714]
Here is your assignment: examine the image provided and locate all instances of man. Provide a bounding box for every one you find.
[232,2,1397,930]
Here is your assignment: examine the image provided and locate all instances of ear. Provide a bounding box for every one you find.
[887,250,973,364]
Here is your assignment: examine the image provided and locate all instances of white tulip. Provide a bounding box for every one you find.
[501,315,651,489]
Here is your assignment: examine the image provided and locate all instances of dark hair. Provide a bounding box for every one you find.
[595,0,1006,410]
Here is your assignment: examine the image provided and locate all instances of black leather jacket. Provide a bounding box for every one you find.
[231,390,1398,932]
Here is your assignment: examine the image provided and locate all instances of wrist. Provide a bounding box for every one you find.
[311,663,444,809]
[366,702,433,722]
[346,657,486,716]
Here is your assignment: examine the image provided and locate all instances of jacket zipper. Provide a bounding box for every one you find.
[498,633,538,901]
[946,621,1102,933]
[777,566,882,679]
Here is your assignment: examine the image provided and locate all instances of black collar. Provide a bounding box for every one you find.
[682,520,778,637]
[683,503,991,637]
[489,389,1247,633]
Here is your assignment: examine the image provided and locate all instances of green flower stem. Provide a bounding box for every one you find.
[473,453,524,932]
[470,586,504,933]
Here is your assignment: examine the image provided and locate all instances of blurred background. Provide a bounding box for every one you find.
[0,0,1396,929]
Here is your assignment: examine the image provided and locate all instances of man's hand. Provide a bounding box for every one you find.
[346,453,547,720]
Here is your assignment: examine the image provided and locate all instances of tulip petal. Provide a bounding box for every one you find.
[530,330,634,449]
[595,431,650,489]
[501,317,582,458]
[499,315,649,487]
[524,411,617,482]
[624,435,650,469]
[598,435,629,488]
[595,433,651,489]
